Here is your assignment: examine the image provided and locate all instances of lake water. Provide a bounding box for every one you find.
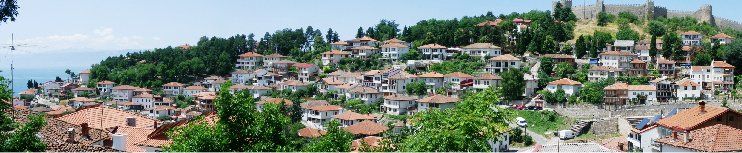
[1,67,86,95]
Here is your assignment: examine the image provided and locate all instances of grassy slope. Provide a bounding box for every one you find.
[570,19,650,43]
[515,110,573,137]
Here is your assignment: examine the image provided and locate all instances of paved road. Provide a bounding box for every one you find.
[523,127,560,145]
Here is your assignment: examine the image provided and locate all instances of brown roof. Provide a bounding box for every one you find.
[238,52,263,58]
[711,33,734,39]
[294,63,317,69]
[388,72,417,80]
[162,82,184,87]
[307,105,343,111]
[681,31,701,35]
[542,54,574,59]
[418,71,445,78]
[380,43,408,48]
[489,54,520,61]
[350,86,380,94]
[476,73,502,80]
[351,136,384,150]
[69,97,96,102]
[298,127,327,138]
[112,85,138,90]
[676,79,700,87]
[331,41,349,45]
[417,94,459,104]
[383,38,406,44]
[654,124,741,152]
[383,94,419,101]
[599,51,636,56]
[184,85,207,90]
[283,80,308,86]
[335,111,375,121]
[80,69,91,74]
[351,36,378,42]
[589,65,620,71]
[257,97,294,106]
[463,43,501,49]
[657,57,676,64]
[133,93,154,98]
[72,87,95,91]
[418,43,447,49]
[712,61,735,68]
[476,19,503,27]
[351,46,378,50]
[322,50,350,55]
[630,58,646,64]
[41,118,117,152]
[265,53,287,58]
[97,80,115,85]
[57,106,157,130]
[548,78,582,86]
[444,72,474,78]
[322,77,346,85]
[628,85,656,91]
[657,105,737,131]
[343,121,389,135]
[301,100,330,108]
[604,82,629,90]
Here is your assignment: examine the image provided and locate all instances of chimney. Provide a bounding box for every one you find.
[111,133,127,151]
[126,117,136,127]
[699,101,706,113]
[153,120,159,129]
[672,131,678,140]
[80,123,90,138]
[683,130,690,143]
[66,128,76,143]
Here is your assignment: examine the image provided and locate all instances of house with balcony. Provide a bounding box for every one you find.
[710,61,735,92]
[162,82,184,97]
[656,57,677,77]
[132,92,155,110]
[380,43,409,63]
[603,82,628,107]
[653,103,742,152]
[613,40,635,52]
[627,59,647,76]
[112,85,138,102]
[462,43,501,59]
[473,73,501,90]
[675,79,701,99]
[321,50,350,66]
[293,63,318,82]
[335,111,375,127]
[599,51,637,69]
[541,54,575,65]
[418,43,447,60]
[710,33,734,45]
[350,46,379,58]
[649,77,674,102]
[382,94,418,115]
[486,54,521,73]
[303,104,343,129]
[97,80,115,95]
[331,41,351,51]
[444,72,474,91]
[183,85,207,97]
[280,80,308,92]
[418,71,445,91]
[680,31,702,46]
[347,86,381,104]
[589,66,621,82]
[236,52,263,69]
[628,85,657,105]
[384,71,417,95]
[348,36,378,47]
[263,53,288,66]
[230,69,252,85]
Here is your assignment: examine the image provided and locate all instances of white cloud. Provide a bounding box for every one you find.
[10,27,162,55]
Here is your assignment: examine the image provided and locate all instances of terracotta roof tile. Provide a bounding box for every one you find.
[712,61,735,68]
[384,94,419,101]
[383,38,406,44]
[351,136,384,150]
[112,85,138,90]
[80,69,91,74]
[343,121,389,135]
[97,80,115,85]
[298,127,327,138]
[264,53,287,58]
[676,79,700,87]
[655,124,741,152]
[184,85,207,90]
[604,82,629,90]
[162,82,184,87]
[476,19,503,27]
[351,46,378,50]
[489,54,520,61]
[548,78,582,86]
[418,43,447,49]
[322,50,350,55]
[463,43,501,49]
[417,94,459,104]
[656,104,738,131]
[56,105,157,129]
[657,57,676,64]
[257,97,294,106]
[599,51,636,56]
[444,72,474,78]
[628,85,656,91]
[294,63,317,69]
[335,111,375,121]
[349,86,379,94]
[238,52,263,58]
[475,73,502,80]
[331,41,349,45]
[711,33,733,39]
[681,31,701,35]
[380,43,408,48]
[307,105,343,111]
[542,54,574,59]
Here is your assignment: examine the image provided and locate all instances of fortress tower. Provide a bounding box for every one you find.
[645,0,655,20]
[696,5,715,25]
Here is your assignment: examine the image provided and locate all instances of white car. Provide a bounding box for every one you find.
[516,117,527,127]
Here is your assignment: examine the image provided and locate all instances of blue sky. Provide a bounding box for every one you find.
[0,0,740,69]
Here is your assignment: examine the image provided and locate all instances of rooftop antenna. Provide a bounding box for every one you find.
[1,33,42,110]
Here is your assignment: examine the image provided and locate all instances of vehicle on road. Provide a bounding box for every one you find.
[516,117,527,127]
[558,130,575,140]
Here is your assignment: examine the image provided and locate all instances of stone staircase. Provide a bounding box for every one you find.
[570,120,594,135]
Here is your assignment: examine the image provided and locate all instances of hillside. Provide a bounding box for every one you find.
[571,19,649,42]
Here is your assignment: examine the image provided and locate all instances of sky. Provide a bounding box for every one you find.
[0,0,740,70]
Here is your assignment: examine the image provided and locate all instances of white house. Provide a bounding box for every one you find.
[294,63,318,82]
[347,86,381,104]
[524,73,538,97]
[111,85,137,102]
[418,43,447,60]
[711,33,734,45]
[97,80,115,95]
[303,104,343,129]
[350,46,379,58]
[546,78,582,96]
[598,51,637,69]
[588,66,621,82]
[417,94,459,111]
[462,43,501,59]
[334,111,375,127]
[384,71,417,95]
[132,92,155,109]
[380,43,409,63]
[263,53,288,66]
[183,85,207,97]
[236,52,263,69]
[252,69,277,86]
[473,73,501,90]
[321,50,350,66]
[680,31,702,46]
[79,69,91,85]
[613,40,635,52]
[162,82,184,97]
[486,54,521,73]
[444,72,474,91]
[675,79,701,99]
[331,41,350,51]
[348,36,378,47]
[628,85,657,105]
[230,69,252,85]
[280,80,308,92]
[382,94,418,115]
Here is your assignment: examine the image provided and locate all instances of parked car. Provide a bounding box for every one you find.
[516,117,527,127]
[558,130,575,140]
[526,106,543,110]
[512,104,525,110]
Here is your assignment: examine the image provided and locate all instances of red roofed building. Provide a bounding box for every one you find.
[546,78,582,96]
[237,52,263,69]
[653,102,742,152]
[711,33,734,45]
[293,63,318,82]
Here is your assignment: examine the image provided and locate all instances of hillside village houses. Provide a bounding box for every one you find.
[21,18,742,152]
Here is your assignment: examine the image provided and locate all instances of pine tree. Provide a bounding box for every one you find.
[356,27,364,38]
[575,35,587,58]
[649,35,658,58]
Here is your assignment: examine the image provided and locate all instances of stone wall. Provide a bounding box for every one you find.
[589,118,618,135]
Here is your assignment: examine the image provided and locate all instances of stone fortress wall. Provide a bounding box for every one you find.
[554,0,741,30]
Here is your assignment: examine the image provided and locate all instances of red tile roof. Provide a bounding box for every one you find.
[335,111,375,121]
[548,78,582,86]
[162,82,184,87]
[418,71,444,78]
[656,104,738,131]
[489,54,520,61]
[298,127,327,138]
[344,121,389,135]
[383,94,419,101]
[681,31,701,35]
[463,43,501,49]
[655,124,742,152]
[97,80,115,85]
[322,50,350,55]
[712,61,735,68]
[417,94,459,104]
[418,43,447,49]
[56,105,157,129]
[444,72,474,78]
[238,52,263,58]
[711,33,733,39]
[476,19,503,27]
[294,63,317,69]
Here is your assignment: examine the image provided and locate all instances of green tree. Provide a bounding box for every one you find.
[579,78,616,105]
[401,88,511,151]
[0,74,47,152]
[302,120,353,152]
[616,25,640,41]
[650,35,658,58]
[26,80,32,89]
[374,19,400,41]
[406,81,428,96]
[400,49,422,61]
[539,57,555,75]
[572,64,590,83]
[575,35,587,59]
[646,20,666,37]
[499,69,525,102]
[720,40,742,74]
[166,120,228,151]
[597,12,614,26]
[662,32,683,60]
[554,62,576,78]
[692,52,712,66]
[0,0,19,24]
